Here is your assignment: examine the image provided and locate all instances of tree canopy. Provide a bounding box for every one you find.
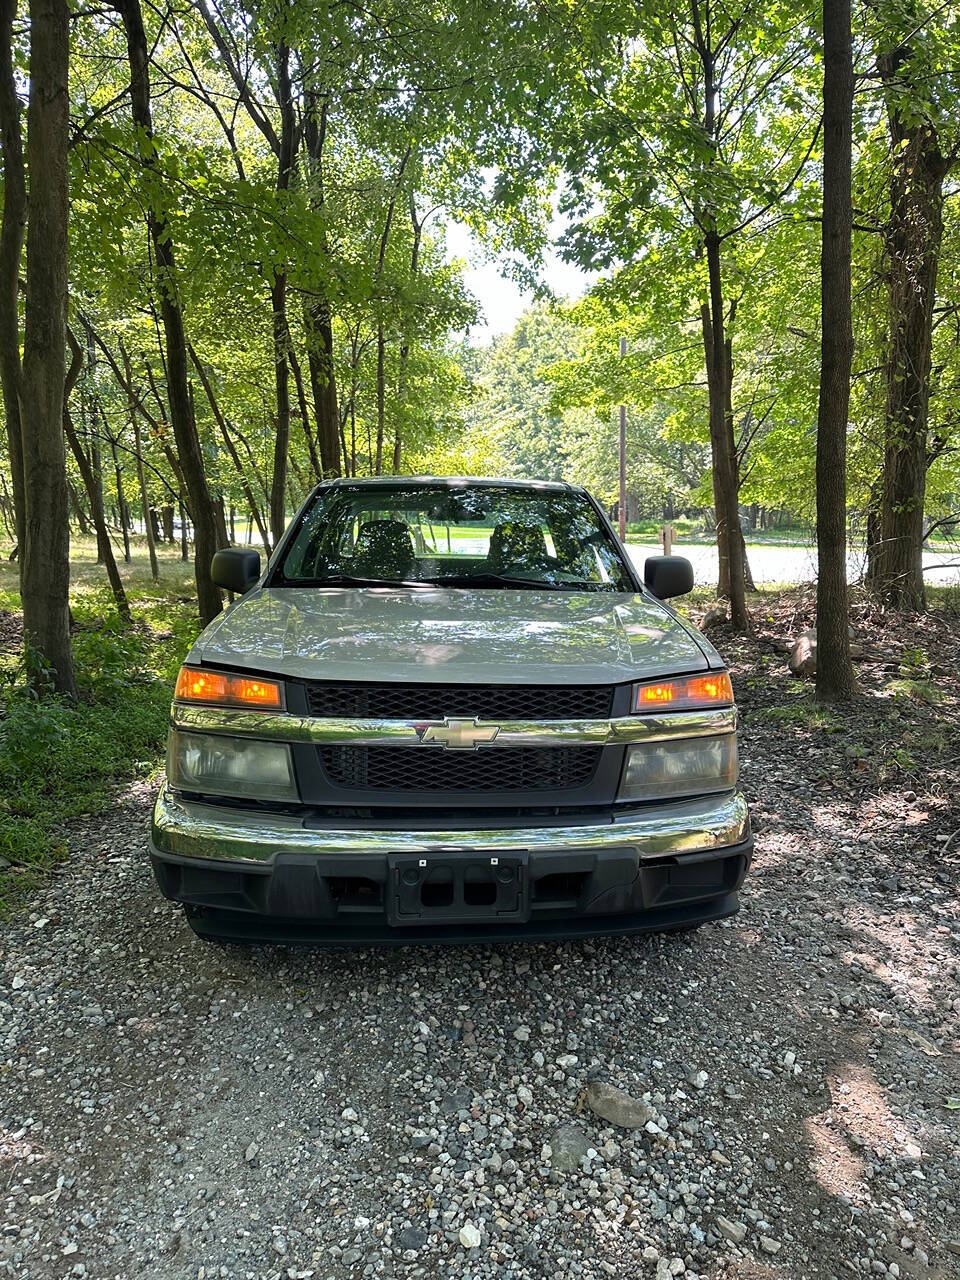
[1,0,959,691]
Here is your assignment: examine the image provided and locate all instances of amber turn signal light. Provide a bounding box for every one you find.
[633,671,733,712]
[174,667,284,710]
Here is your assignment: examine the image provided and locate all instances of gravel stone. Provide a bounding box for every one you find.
[584,1080,656,1129]
[396,1226,427,1251]
[545,1125,592,1171]
[458,1221,481,1249]
[715,1215,747,1244]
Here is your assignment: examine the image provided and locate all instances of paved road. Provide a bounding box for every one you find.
[627,541,960,588]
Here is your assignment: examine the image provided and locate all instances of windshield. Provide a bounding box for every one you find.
[275,483,634,592]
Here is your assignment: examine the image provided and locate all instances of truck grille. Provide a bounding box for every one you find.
[318,745,602,793]
[304,681,613,721]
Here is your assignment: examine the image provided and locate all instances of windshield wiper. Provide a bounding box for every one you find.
[422,573,576,591]
[281,574,430,589]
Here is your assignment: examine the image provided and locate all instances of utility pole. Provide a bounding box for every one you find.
[618,336,627,541]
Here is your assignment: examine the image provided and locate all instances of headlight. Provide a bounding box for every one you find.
[618,734,738,801]
[167,730,297,801]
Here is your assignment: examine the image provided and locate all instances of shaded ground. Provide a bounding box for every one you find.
[1,590,959,1280]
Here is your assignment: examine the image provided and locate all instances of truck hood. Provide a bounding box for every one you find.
[191,587,713,685]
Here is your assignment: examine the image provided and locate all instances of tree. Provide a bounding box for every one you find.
[868,3,959,608]
[116,0,223,625]
[0,0,76,693]
[815,0,857,702]
[0,0,25,562]
[513,1,822,629]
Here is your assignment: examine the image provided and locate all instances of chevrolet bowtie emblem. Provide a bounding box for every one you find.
[417,718,501,750]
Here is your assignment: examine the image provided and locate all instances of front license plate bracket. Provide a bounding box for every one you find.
[387,850,530,926]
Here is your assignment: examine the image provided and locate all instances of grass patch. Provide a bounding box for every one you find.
[928,584,960,616]
[624,519,814,547]
[754,699,845,731]
[0,536,198,916]
[885,677,943,705]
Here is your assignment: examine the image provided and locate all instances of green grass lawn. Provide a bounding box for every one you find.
[623,518,817,547]
[0,535,200,916]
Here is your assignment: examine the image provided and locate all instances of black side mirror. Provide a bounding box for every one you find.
[644,555,694,600]
[211,547,261,595]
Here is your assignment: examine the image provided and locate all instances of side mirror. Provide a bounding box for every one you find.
[211,547,261,595]
[644,555,694,600]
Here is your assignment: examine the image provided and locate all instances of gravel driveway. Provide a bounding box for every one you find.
[2,608,959,1280]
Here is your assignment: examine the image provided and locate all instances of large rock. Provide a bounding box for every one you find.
[788,627,863,678]
[788,629,817,678]
[702,604,728,629]
[584,1080,656,1129]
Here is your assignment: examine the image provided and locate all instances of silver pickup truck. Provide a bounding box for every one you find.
[150,477,751,944]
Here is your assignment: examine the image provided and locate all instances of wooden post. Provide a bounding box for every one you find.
[661,523,674,557]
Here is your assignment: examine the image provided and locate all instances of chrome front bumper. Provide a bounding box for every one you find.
[151,782,750,866]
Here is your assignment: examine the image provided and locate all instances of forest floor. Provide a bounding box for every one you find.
[1,557,959,1280]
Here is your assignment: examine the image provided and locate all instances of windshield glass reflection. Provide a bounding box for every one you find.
[277,483,632,592]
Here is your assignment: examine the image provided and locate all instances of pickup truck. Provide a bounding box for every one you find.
[150,477,751,944]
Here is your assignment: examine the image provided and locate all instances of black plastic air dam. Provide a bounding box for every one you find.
[180,891,742,946]
[150,839,752,947]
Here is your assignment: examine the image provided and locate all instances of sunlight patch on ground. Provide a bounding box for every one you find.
[0,1125,47,1166]
[839,906,951,1022]
[804,1110,867,1201]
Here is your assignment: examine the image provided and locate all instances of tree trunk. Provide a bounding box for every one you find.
[68,480,90,535]
[375,322,386,476]
[393,191,423,478]
[871,43,947,610]
[0,466,14,538]
[815,0,856,701]
[188,342,272,552]
[109,434,131,564]
[64,408,130,620]
[270,277,291,541]
[304,300,340,476]
[687,15,747,630]
[864,473,882,582]
[132,415,158,580]
[268,41,295,543]
[17,0,75,693]
[161,503,174,542]
[371,147,410,481]
[302,95,340,477]
[700,242,747,629]
[0,0,26,564]
[83,324,107,565]
[288,345,322,480]
[122,345,158,580]
[739,528,755,592]
[117,0,222,625]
